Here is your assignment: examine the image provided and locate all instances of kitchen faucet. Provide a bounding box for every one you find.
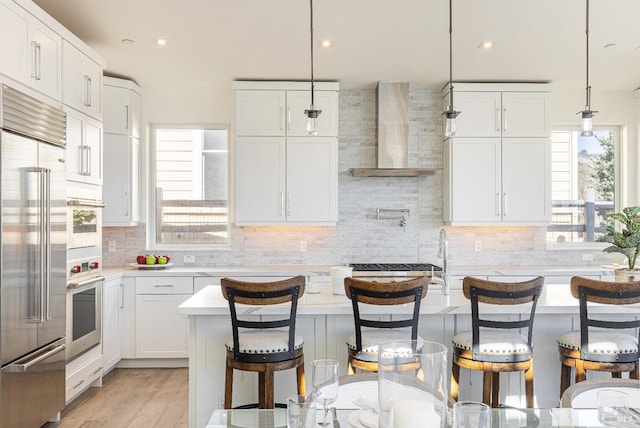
[437,228,450,295]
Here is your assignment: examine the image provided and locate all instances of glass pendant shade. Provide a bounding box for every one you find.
[444,110,459,137]
[580,110,594,137]
[305,105,321,136]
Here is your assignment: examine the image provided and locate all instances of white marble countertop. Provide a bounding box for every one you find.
[177,281,634,317]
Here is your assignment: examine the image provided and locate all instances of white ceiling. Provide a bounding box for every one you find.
[32,0,640,92]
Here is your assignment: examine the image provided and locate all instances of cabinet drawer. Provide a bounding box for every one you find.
[65,347,103,403]
[136,277,193,294]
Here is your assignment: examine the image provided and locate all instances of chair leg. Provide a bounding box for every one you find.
[450,360,460,402]
[560,362,571,398]
[264,368,275,409]
[525,362,534,408]
[575,360,586,383]
[347,355,355,375]
[258,371,266,409]
[612,372,622,379]
[224,359,233,409]
[482,367,492,407]
[631,364,639,380]
[491,372,500,408]
[297,357,306,396]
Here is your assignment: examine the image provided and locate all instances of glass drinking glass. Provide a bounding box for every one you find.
[287,395,316,428]
[597,389,632,427]
[453,401,490,428]
[311,359,339,427]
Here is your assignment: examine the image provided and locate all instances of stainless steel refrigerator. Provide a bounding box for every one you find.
[0,85,67,427]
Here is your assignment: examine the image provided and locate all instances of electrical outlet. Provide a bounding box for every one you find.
[582,254,594,262]
[108,241,117,253]
[299,240,307,252]
[474,240,482,252]
[183,255,195,264]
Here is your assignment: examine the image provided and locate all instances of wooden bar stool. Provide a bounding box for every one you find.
[221,276,306,409]
[344,276,429,374]
[558,276,640,399]
[450,276,544,408]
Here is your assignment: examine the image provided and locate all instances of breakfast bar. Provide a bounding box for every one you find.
[178,271,624,428]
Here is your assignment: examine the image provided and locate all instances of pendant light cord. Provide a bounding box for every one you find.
[310,0,315,106]
[448,0,454,110]
[585,0,590,109]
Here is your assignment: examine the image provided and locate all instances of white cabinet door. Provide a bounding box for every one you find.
[103,82,141,137]
[135,294,191,358]
[501,138,550,223]
[65,109,102,185]
[235,90,286,136]
[103,134,140,226]
[0,1,29,87]
[286,137,338,222]
[235,137,286,224]
[449,138,501,223]
[62,40,102,119]
[286,91,338,137]
[120,277,136,359]
[502,92,550,137]
[452,92,501,138]
[29,21,61,100]
[102,278,122,373]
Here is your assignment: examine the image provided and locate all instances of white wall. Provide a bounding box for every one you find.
[102,84,637,268]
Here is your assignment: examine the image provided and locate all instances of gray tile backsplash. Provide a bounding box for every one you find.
[103,88,616,268]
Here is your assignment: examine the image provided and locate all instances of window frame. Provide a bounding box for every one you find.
[147,123,232,251]
[546,124,624,250]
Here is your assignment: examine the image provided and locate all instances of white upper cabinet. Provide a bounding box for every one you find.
[443,83,551,226]
[62,40,102,119]
[65,107,103,185]
[103,77,141,226]
[233,81,339,226]
[0,0,61,100]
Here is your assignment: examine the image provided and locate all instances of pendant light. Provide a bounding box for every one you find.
[578,0,597,137]
[443,0,460,137]
[304,0,322,136]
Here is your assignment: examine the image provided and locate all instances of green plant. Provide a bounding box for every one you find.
[603,206,640,269]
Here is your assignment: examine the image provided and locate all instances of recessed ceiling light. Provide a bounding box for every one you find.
[319,40,334,48]
[155,38,169,47]
[121,38,135,45]
[478,41,494,49]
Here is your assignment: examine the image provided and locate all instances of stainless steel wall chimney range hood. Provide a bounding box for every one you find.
[350,81,438,177]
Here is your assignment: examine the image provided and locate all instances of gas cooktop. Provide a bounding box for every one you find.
[350,263,442,272]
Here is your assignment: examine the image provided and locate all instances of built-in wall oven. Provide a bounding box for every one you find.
[67,188,104,250]
[66,256,103,361]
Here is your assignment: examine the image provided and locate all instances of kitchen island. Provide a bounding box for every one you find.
[178,274,625,428]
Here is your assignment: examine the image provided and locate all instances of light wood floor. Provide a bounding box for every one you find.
[43,368,188,428]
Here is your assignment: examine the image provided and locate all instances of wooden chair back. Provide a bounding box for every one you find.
[570,276,640,363]
[344,276,429,353]
[462,275,544,363]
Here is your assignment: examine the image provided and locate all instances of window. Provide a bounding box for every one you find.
[547,126,618,246]
[150,125,229,247]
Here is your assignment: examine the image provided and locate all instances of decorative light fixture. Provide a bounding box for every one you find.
[578,0,597,137]
[304,0,322,136]
[443,0,460,137]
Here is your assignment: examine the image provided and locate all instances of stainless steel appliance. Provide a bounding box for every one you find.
[350,263,442,279]
[66,256,103,361]
[0,84,67,427]
[67,192,104,250]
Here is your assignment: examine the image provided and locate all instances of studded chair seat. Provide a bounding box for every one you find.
[453,330,531,360]
[558,331,639,356]
[344,276,429,374]
[450,276,544,408]
[557,276,640,400]
[225,330,304,354]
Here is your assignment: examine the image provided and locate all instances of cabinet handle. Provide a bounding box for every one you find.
[124,192,129,216]
[73,379,86,390]
[30,41,41,80]
[119,284,124,309]
[287,107,291,131]
[125,105,129,130]
[503,192,508,216]
[79,146,86,175]
[92,366,103,376]
[286,192,291,216]
[83,75,92,107]
[503,107,508,133]
[496,193,501,217]
[280,192,284,217]
[36,42,42,80]
[86,146,92,176]
[496,108,500,132]
[154,284,174,288]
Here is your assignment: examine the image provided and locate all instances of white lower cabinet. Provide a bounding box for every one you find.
[135,277,193,358]
[102,277,123,374]
[65,345,103,403]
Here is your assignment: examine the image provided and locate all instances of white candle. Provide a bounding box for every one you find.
[392,400,438,428]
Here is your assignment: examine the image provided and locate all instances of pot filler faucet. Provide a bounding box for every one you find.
[435,228,450,295]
